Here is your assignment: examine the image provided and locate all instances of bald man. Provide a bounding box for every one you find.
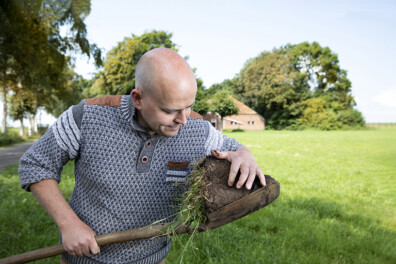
[18,48,266,264]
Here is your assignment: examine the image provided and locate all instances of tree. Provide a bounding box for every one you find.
[237,42,363,129]
[191,77,210,115]
[8,86,35,136]
[90,30,177,96]
[238,49,310,129]
[207,77,240,98]
[288,42,355,109]
[210,91,238,131]
[43,65,87,117]
[0,0,102,133]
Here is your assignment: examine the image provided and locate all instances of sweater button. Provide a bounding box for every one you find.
[145,141,151,148]
[141,156,148,163]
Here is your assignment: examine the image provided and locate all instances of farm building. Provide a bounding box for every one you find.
[203,97,265,131]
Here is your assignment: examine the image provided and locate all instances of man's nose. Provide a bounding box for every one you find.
[175,110,187,125]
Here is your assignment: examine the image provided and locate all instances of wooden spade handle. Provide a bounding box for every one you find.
[0,223,187,264]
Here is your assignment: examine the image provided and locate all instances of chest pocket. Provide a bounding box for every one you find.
[166,161,190,183]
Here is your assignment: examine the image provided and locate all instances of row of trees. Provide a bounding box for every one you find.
[0,0,101,135]
[85,31,363,130]
[1,1,363,132]
[203,42,365,130]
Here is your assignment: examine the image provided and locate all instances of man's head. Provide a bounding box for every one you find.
[132,48,197,137]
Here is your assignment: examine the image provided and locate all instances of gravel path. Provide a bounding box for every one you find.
[0,141,35,171]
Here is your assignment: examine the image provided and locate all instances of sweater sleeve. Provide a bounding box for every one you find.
[18,105,82,191]
[204,122,243,155]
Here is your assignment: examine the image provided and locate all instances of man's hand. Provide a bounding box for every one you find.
[60,219,100,257]
[30,179,100,257]
[211,146,266,190]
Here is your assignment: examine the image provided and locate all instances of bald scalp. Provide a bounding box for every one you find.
[135,48,196,97]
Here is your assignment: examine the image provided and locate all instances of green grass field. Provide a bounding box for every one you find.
[1,129,395,263]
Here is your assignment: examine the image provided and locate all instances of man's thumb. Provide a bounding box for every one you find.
[211,149,229,160]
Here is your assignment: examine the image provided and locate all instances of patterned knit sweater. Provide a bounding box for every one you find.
[19,95,241,264]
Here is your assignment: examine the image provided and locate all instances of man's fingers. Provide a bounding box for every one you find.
[62,232,99,257]
[228,158,241,186]
[90,239,101,255]
[257,168,266,187]
[245,168,257,190]
[74,247,83,257]
[64,245,76,256]
[215,146,266,189]
[236,163,249,189]
[82,244,91,256]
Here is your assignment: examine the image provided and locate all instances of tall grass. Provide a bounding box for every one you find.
[1,129,395,263]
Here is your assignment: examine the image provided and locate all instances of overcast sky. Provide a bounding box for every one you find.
[73,0,396,123]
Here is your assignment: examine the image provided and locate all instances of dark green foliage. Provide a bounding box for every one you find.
[207,78,240,97]
[238,49,310,129]
[89,30,177,96]
[236,42,364,130]
[0,128,23,146]
[231,128,245,132]
[298,97,342,130]
[209,91,238,130]
[298,97,365,130]
[210,91,238,119]
[0,0,102,131]
[193,83,239,124]
[43,67,88,117]
[192,78,210,115]
[337,109,365,128]
[8,88,35,122]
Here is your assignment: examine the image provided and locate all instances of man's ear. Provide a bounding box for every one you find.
[131,89,143,110]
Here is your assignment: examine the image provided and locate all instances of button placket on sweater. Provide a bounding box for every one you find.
[136,136,161,173]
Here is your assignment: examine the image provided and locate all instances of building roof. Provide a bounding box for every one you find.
[223,117,243,124]
[230,96,258,115]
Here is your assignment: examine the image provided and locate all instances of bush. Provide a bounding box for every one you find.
[337,109,365,127]
[298,98,342,130]
[231,128,245,132]
[0,129,24,147]
[296,97,366,130]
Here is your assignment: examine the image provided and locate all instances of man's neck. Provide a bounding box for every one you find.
[135,110,156,135]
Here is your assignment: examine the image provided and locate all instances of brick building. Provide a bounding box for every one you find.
[203,97,265,131]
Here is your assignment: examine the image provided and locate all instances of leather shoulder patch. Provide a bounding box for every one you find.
[189,110,202,119]
[85,95,122,107]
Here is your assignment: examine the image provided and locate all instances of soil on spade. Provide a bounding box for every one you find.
[200,156,276,213]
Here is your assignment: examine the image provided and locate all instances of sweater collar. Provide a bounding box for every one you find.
[120,95,158,135]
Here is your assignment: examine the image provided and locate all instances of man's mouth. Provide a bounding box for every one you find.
[167,124,180,130]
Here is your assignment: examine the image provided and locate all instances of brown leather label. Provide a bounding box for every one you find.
[85,95,122,107]
[168,161,189,168]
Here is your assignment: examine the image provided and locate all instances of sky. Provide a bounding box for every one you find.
[73,0,395,123]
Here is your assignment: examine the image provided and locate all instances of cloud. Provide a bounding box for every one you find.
[374,89,396,109]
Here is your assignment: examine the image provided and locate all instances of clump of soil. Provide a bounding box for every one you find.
[199,156,276,214]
